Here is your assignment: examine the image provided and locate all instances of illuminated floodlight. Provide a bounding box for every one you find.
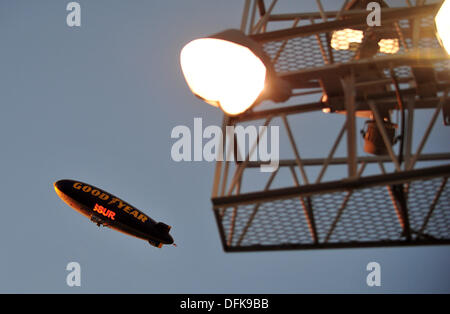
[180,29,291,116]
[435,0,450,55]
[331,28,364,50]
[378,38,399,54]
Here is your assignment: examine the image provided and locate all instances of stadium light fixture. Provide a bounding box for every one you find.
[180,29,291,116]
[378,38,399,54]
[330,28,364,51]
[435,0,450,55]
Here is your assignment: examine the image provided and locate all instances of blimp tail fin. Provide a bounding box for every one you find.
[156,222,171,232]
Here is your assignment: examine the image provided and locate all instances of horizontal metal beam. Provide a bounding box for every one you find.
[231,95,450,123]
[212,164,450,208]
[250,3,439,43]
[221,239,450,252]
[267,7,421,22]
[244,153,450,168]
[280,49,449,89]
[231,102,325,123]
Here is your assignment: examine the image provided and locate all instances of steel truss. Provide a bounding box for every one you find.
[211,0,450,252]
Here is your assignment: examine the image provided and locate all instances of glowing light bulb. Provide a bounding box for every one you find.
[180,38,267,116]
[378,38,399,54]
[435,0,450,55]
[331,28,364,50]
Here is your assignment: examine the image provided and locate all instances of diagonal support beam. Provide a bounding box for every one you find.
[315,122,346,183]
[241,0,251,32]
[408,90,448,170]
[282,114,309,185]
[324,162,367,243]
[388,184,412,241]
[289,166,318,244]
[252,0,278,34]
[419,177,448,234]
[227,118,272,196]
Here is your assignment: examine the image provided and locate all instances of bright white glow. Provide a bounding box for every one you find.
[180,38,267,115]
[331,28,364,50]
[436,0,450,55]
[378,38,399,54]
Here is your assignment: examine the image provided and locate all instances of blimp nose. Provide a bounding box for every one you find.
[54,179,72,197]
[54,180,65,198]
[54,180,66,192]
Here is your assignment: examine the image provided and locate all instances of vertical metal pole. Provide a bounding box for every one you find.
[404,99,415,170]
[220,121,237,198]
[325,32,335,64]
[212,116,229,198]
[369,101,401,172]
[390,69,406,166]
[341,75,357,178]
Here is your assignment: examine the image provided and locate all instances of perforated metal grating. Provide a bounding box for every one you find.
[408,178,450,239]
[261,16,450,75]
[220,198,314,247]
[264,33,330,73]
[214,172,449,251]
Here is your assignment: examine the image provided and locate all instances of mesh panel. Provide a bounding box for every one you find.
[221,198,314,247]
[264,33,330,73]
[316,186,403,243]
[408,178,450,239]
[261,16,447,75]
[215,176,449,251]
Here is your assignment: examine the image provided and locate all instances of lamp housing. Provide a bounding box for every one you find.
[180,29,291,116]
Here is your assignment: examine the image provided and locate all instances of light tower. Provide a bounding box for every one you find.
[181,0,450,252]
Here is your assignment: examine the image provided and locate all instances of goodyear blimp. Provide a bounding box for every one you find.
[54,179,174,248]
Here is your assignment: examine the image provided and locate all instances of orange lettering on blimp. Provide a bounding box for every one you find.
[75,185,148,223]
[93,203,116,220]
